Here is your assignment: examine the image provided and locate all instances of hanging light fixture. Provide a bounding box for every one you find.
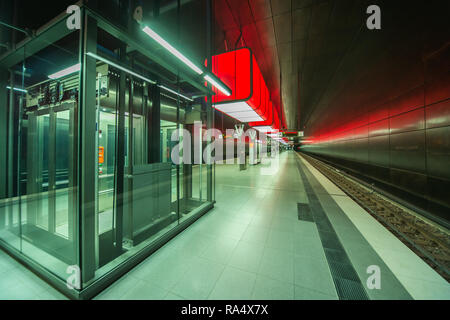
[211,48,272,123]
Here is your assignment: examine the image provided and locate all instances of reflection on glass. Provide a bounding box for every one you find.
[0,31,81,281]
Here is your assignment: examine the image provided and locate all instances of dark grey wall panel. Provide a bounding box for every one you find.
[426,99,450,129]
[368,135,390,167]
[369,104,390,123]
[367,164,391,183]
[389,108,425,134]
[353,126,368,139]
[353,138,369,163]
[388,86,424,117]
[426,126,450,180]
[427,176,450,209]
[425,71,450,106]
[390,169,427,198]
[390,131,426,174]
[300,6,450,222]
[369,119,389,137]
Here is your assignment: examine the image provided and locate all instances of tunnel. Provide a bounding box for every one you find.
[0,0,449,303]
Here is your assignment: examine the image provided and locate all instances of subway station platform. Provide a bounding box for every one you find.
[1,152,449,300]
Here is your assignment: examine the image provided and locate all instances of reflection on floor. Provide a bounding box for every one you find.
[0,152,449,299]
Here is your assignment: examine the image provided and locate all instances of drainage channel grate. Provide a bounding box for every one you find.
[333,278,370,300]
[328,261,361,282]
[296,158,369,300]
[324,248,348,264]
[297,203,314,222]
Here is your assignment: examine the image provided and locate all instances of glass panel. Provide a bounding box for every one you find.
[97,109,116,238]
[79,9,214,284]
[161,119,178,206]
[0,29,81,281]
[0,47,25,251]
[55,109,72,238]
[1,0,214,296]
[35,114,50,231]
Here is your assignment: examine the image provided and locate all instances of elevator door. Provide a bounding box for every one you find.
[23,103,77,265]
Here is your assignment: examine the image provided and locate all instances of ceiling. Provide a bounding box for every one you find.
[4,0,448,136]
[213,0,383,131]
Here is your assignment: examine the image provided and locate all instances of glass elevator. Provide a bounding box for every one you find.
[0,2,216,299]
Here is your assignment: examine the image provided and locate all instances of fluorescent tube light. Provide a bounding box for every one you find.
[48,63,81,79]
[86,52,156,85]
[142,26,203,75]
[6,86,27,93]
[159,85,193,102]
[204,75,231,96]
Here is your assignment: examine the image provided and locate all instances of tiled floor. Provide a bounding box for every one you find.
[0,249,68,300]
[0,151,449,300]
[94,152,338,300]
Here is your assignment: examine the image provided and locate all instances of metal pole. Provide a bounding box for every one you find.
[78,10,98,284]
[114,42,126,256]
[206,0,213,202]
[0,69,8,229]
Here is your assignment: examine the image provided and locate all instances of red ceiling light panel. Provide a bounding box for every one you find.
[211,47,284,136]
[212,48,269,123]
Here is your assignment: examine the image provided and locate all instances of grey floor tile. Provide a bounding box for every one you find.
[265,230,294,253]
[228,240,265,273]
[259,248,294,284]
[164,292,186,300]
[208,266,257,300]
[200,235,239,264]
[252,275,294,300]
[294,285,338,300]
[38,288,69,300]
[294,255,337,297]
[121,280,168,300]
[11,267,53,296]
[132,253,194,290]
[240,225,270,246]
[0,281,40,300]
[95,274,141,300]
[171,257,225,299]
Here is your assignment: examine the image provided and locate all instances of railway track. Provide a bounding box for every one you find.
[299,152,450,282]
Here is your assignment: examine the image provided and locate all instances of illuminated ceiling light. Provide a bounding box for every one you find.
[48,63,81,79]
[213,101,262,123]
[86,52,156,85]
[6,86,27,93]
[254,126,277,133]
[213,101,249,113]
[142,26,203,75]
[159,84,193,102]
[204,75,231,96]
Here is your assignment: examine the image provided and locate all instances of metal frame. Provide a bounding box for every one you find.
[84,7,216,97]
[78,10,97,285]
[0,70,8,220]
